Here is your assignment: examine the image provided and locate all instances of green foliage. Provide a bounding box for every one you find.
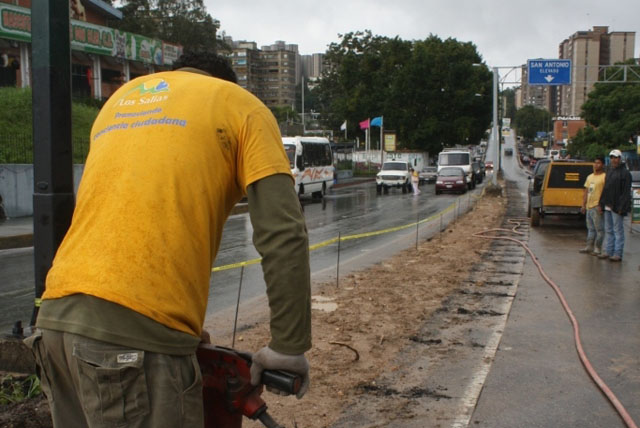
[570,72,640,158]
[502,88,517,120]
[0,375,41,405]
[0,87,97,163]
[115,0,220,52]
[513,105,552,140]
[314,31,492,154]
[270,105,300,124]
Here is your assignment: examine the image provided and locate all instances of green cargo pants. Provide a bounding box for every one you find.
[25,329,204,428]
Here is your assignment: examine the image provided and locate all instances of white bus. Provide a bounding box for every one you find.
[283,136,334,198]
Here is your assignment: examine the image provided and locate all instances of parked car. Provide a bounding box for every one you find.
[419,166,438,184]
[504,148,513,156]
[435,167,467,195]
[376,161,412,194]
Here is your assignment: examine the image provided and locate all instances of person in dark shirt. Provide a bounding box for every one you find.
[598,149,632,261]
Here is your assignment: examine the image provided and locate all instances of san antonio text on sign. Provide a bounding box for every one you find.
[530,61,571,74]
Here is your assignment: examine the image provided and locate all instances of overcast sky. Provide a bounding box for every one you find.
[207,0,639,78]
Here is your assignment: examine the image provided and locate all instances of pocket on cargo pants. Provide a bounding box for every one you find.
[73,342,150,425]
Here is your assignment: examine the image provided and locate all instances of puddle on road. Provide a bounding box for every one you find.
[311,295,338,312]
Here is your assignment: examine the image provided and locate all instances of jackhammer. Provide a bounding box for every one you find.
[197,344,301,428]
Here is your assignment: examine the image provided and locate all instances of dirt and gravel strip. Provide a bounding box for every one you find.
[1,183,513,428]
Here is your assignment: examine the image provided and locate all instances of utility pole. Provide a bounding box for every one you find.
[30,0,75,326]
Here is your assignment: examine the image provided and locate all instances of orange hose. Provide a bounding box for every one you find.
[474,219,638,428]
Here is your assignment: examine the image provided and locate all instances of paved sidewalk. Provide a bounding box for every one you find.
[471,218,640,427]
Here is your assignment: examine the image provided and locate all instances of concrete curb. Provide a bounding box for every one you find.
[0,234,33,250]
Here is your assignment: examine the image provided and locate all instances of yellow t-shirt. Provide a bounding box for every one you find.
[43,71,291,337]
[584,172,606,209]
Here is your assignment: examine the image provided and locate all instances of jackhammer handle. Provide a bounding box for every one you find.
[261,370,301,395]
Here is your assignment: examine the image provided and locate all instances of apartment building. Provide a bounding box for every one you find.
[519,64,556,113]
[557,26,635,116]
[300,53,324,88]
[259,41,298,108]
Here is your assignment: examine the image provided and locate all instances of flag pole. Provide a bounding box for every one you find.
[380,116,384,165]
[344,120,347,139]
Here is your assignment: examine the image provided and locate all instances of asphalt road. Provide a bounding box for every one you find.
[0,171,487,334]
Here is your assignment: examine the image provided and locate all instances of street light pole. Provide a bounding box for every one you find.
[492,67,499,186]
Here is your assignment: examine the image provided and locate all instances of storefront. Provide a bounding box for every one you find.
[0,2,182,99]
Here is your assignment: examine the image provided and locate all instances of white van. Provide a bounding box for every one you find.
[437,149,474,190]
[283,136,334,198]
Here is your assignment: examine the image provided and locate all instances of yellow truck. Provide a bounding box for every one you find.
[528,160,594,227]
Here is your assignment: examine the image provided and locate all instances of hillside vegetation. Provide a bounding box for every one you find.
[0,87,99,163]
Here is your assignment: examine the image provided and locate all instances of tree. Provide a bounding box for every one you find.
[314,31,492,154]
[570,60,640,158]
[513,105,552,140]
[115,0,220,52]
[502,88,517,121]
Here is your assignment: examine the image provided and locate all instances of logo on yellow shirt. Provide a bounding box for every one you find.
[117,78,170,106]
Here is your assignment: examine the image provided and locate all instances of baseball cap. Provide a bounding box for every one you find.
[609,149,622,158]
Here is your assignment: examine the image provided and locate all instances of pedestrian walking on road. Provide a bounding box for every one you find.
[411,168,421,196]
[598,149,632,262]
[580,156,606,255]
[25,50,311,428]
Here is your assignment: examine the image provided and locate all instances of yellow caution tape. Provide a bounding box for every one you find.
[212,195,467,273]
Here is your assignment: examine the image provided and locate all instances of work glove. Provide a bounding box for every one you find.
[250,346,310,399]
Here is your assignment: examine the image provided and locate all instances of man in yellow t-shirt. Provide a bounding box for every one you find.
[26,51,311,427]
[580,156,606,255]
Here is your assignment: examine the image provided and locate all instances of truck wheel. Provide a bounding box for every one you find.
[531,209,540,227]
[383,186,389,194]
[376,184,382,194]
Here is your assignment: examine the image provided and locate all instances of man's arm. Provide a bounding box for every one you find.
[246,173,311,398]
[247,173,311,354]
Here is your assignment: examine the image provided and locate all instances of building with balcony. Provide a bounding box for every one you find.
[557,26,635,116]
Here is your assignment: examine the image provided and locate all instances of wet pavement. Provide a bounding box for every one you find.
[470,139,640,427]
[0,175,483,335]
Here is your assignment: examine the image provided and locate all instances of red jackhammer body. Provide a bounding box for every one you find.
[196,344,301,428]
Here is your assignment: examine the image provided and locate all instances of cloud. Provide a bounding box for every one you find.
[208,0,639,67]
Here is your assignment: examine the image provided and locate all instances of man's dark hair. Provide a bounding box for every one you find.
[594,155,605,163]
[172,49,237,83]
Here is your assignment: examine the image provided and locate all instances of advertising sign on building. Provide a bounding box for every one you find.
[70,21,115,56]
[632,189,640,224]
[162,43,183,66]
[0,4,31,43]
[0,4,171,66]
[384,133,396,152]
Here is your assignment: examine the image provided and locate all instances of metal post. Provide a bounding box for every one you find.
[232,266,244,348]
[30,0,75,326]
[492,67,499,186]
[336,232,341,288]
[415,210,419,250]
